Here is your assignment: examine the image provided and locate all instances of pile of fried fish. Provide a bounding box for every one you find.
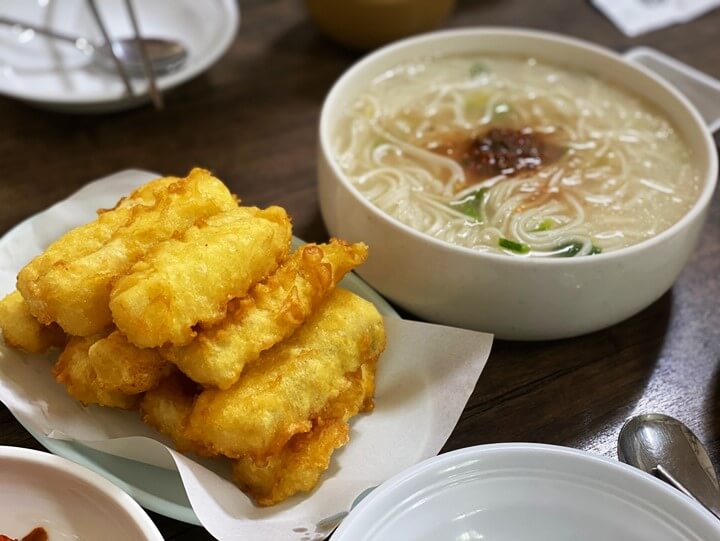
[0,168,386,506]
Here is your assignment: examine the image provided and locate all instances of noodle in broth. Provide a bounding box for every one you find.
[333,55,701,256]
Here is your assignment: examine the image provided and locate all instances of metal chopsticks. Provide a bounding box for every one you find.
[123,0,164,109]
[85,0,164,109]
[85,0,134,98]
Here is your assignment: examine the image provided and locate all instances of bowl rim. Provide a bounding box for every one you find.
[0,445,164,540]
[332,442,720,539]
[319,27,719,267]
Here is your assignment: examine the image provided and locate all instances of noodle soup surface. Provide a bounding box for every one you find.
[333,55,701,257]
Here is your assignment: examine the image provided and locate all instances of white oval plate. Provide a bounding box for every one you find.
[0,445,164,539]
[334,443,720,541]
[0,0,239,112]
[2,168,399,525]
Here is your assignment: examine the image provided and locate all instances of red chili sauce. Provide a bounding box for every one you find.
[0,527,48,541]
[432,127,562,190]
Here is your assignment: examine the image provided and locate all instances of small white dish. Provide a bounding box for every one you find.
[0,445,164,540]
[333,443,720,541]
[318,28,719,340]
[0,0,239,113]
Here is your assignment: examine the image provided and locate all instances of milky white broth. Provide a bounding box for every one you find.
[333,55,701,257]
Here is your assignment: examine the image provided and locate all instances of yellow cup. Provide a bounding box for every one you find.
[305,0,456,50]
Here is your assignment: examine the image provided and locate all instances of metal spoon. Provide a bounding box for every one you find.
[618,413,720,519]
[0,16,187,77]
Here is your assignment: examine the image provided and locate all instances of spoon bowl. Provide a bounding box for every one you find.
[618,413,720,518]
[102,38,188,77]
[0,17,188,78]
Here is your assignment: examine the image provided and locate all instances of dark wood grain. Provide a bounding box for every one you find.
[1,1,719,538]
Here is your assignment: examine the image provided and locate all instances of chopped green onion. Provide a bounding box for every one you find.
[469,63,487,77]
[555,242,583,257]
[450,188,487,222]
[554,242,603,257]
[499,238,529,254]
[534,218,554,232]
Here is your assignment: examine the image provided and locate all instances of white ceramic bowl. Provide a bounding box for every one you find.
[0,446,164,540]
[333,443,720,541]
[318,28,718,340]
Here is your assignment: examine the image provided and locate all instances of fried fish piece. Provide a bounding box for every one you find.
[110,206,292,348]
[140,371,205,454]
[233,420,349,506]
[0,291,65,353]
[163,239,368,389]
[17,174,179,293]
[232,361,377,506]
[54,335,139,409]
[185,288,386,462]
[88,331,171,394]
[17,169,237,336]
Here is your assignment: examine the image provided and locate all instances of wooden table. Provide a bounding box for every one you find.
[1,0,719,538]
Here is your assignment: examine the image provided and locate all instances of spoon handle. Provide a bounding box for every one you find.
[655,464,720,520]
[0,17,87,47]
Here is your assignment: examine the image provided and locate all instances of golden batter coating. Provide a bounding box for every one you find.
[88,331,171,394]
[17,169,237,336]
[233,420,350,506]
[185,289,386,462]
[0,291,65,353]
[54,335,139,409]
[232,361,376,506]
[140,371,206,454]
[18,174,179,294]
[1,169,385,507]
[163,239,368,389]
[110,206,292,348]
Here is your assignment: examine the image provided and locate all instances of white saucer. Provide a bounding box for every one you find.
[334,443,720,541]
[0,0,239,112]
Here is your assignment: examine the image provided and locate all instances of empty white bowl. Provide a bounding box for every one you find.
[0,446,163,540]
[317,28,718,340]
[333,443,720,541]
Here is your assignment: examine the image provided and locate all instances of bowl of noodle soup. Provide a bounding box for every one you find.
[318,28,718,340]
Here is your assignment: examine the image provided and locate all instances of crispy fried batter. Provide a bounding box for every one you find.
[163,239,368,389]
[110,206,292,348]
[0,291,65,353]
[232,362,376,506]
[88,331,171,394]
[17,175,178,293]
[185,289,386,462]
[54,335,139,409]
[140,371,207,454]
[17,169,237,336]
[5,169,385,507]
[233,420,350,506]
